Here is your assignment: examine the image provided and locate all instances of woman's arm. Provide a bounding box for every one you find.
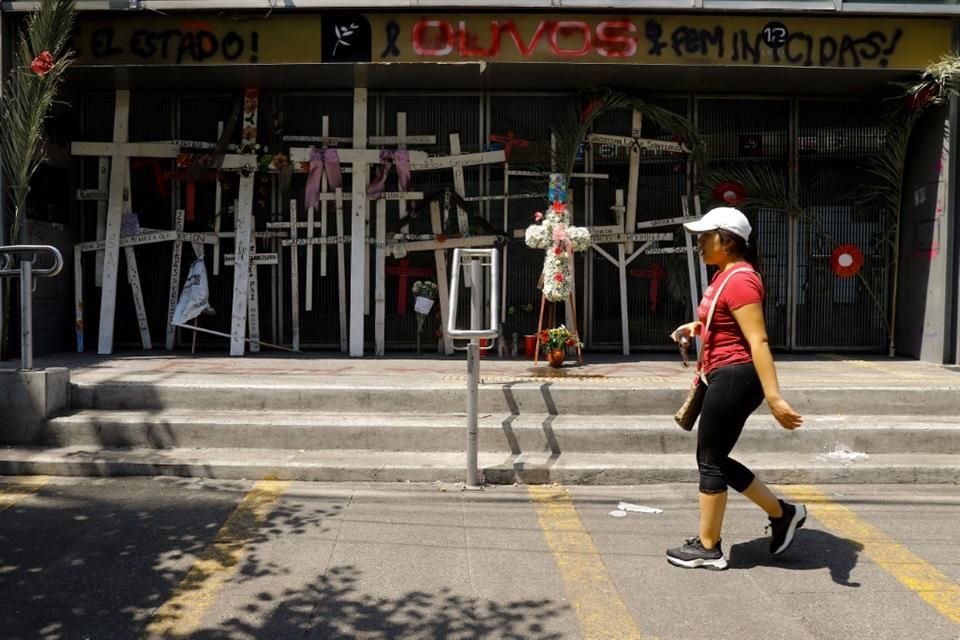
[731,302,803,430]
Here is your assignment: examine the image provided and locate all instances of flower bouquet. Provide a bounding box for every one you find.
[412,280,439,352]
[539,325,582,367]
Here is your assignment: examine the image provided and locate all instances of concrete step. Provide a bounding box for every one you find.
[69,380,960,416]
[43,410,960,455]
[0,446,956,485]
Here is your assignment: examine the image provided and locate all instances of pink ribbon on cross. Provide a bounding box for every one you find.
[368,149,410,200]
[305,147,343,209]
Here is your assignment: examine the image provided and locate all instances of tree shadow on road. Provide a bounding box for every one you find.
[190,563,568,640]
[728,529,864,587]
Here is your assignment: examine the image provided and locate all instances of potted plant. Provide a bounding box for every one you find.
[539,325,582,368]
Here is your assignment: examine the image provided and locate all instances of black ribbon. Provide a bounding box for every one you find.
[381,20,401,58]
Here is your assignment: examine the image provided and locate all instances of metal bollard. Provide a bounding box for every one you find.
[447,248,500,489]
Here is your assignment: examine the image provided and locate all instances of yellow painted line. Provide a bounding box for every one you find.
[783,485,960,625]
[143,478,291,639]
[529,485,645,640]
[0,476,51,512]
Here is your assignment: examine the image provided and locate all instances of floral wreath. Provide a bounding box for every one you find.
[524,201,591,302]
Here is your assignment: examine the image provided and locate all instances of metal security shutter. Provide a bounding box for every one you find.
[697,97,791,348]
[795,100,886,350]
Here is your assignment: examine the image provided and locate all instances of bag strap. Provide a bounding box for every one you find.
[695,267,753,375]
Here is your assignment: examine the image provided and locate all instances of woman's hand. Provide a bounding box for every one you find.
[670,321,701,344]
[768,396,803,430]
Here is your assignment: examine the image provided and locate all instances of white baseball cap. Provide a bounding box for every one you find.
[682,206,752,242]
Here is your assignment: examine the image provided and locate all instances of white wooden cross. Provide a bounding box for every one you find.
[275,188,423,353]
[586,110,687,252]
[73,209,218,353]
[70,90,180,354]
[272,193,348,352]
[585,189,702,355]
[288,97,437,356]
[210,89,279,356]
[388,191,505,356]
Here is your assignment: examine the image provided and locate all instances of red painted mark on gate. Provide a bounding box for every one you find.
[630,263,666,313]
[488,132,529,161]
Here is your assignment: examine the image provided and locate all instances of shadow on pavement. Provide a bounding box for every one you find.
[190,564,568,640]
[728,529,864,587]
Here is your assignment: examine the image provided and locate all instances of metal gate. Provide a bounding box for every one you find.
[795,99,887,350]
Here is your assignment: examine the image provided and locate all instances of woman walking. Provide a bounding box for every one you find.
[667,206,806,571]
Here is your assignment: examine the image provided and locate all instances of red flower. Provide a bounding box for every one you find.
[554,246,563,255]
[30,51,54,77]
[554,273,564,282]
[551,201,565,214]
[540,330,548,343]
[565,338,575,346]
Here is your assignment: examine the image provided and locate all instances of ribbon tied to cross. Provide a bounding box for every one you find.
[368,149,410,200]
[305,147,343,209]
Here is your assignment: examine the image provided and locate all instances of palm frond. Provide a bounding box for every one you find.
[1,0,76,240]
[552,88,705,193]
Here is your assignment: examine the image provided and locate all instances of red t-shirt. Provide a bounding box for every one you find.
[697,263,763,375]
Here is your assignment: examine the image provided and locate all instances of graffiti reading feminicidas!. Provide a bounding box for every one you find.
[72,13,949,70]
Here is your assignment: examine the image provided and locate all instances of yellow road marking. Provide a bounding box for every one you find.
[783,485,960,625]
[0,476,51,512]
[143,478,291,639]
[529,485,645,640]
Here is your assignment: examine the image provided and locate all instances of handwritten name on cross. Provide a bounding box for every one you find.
[586,110,687,253]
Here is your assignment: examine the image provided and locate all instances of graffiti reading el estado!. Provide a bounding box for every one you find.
[408,18,906,68]
[86,24,260,64]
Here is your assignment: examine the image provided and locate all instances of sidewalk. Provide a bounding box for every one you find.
[7,350,960,390]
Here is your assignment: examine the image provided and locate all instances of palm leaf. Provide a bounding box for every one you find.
[552,88,705,192]
[1,0,77,241]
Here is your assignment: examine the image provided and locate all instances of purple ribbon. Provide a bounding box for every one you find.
[305,147,343,209]
[368,149,410,200]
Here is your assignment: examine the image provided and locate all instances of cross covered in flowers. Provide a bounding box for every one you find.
[524,201,591,302]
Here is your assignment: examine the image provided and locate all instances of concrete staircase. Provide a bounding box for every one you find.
[2,376,958,484]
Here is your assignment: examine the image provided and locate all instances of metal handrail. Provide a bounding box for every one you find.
[446,247,500,489]
[0,245,64,370]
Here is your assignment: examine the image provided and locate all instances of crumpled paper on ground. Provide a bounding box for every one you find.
[608,501,664,517]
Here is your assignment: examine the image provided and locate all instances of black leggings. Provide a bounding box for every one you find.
[697,362,765,494]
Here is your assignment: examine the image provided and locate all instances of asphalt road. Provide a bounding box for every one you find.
[1,477,957,640]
